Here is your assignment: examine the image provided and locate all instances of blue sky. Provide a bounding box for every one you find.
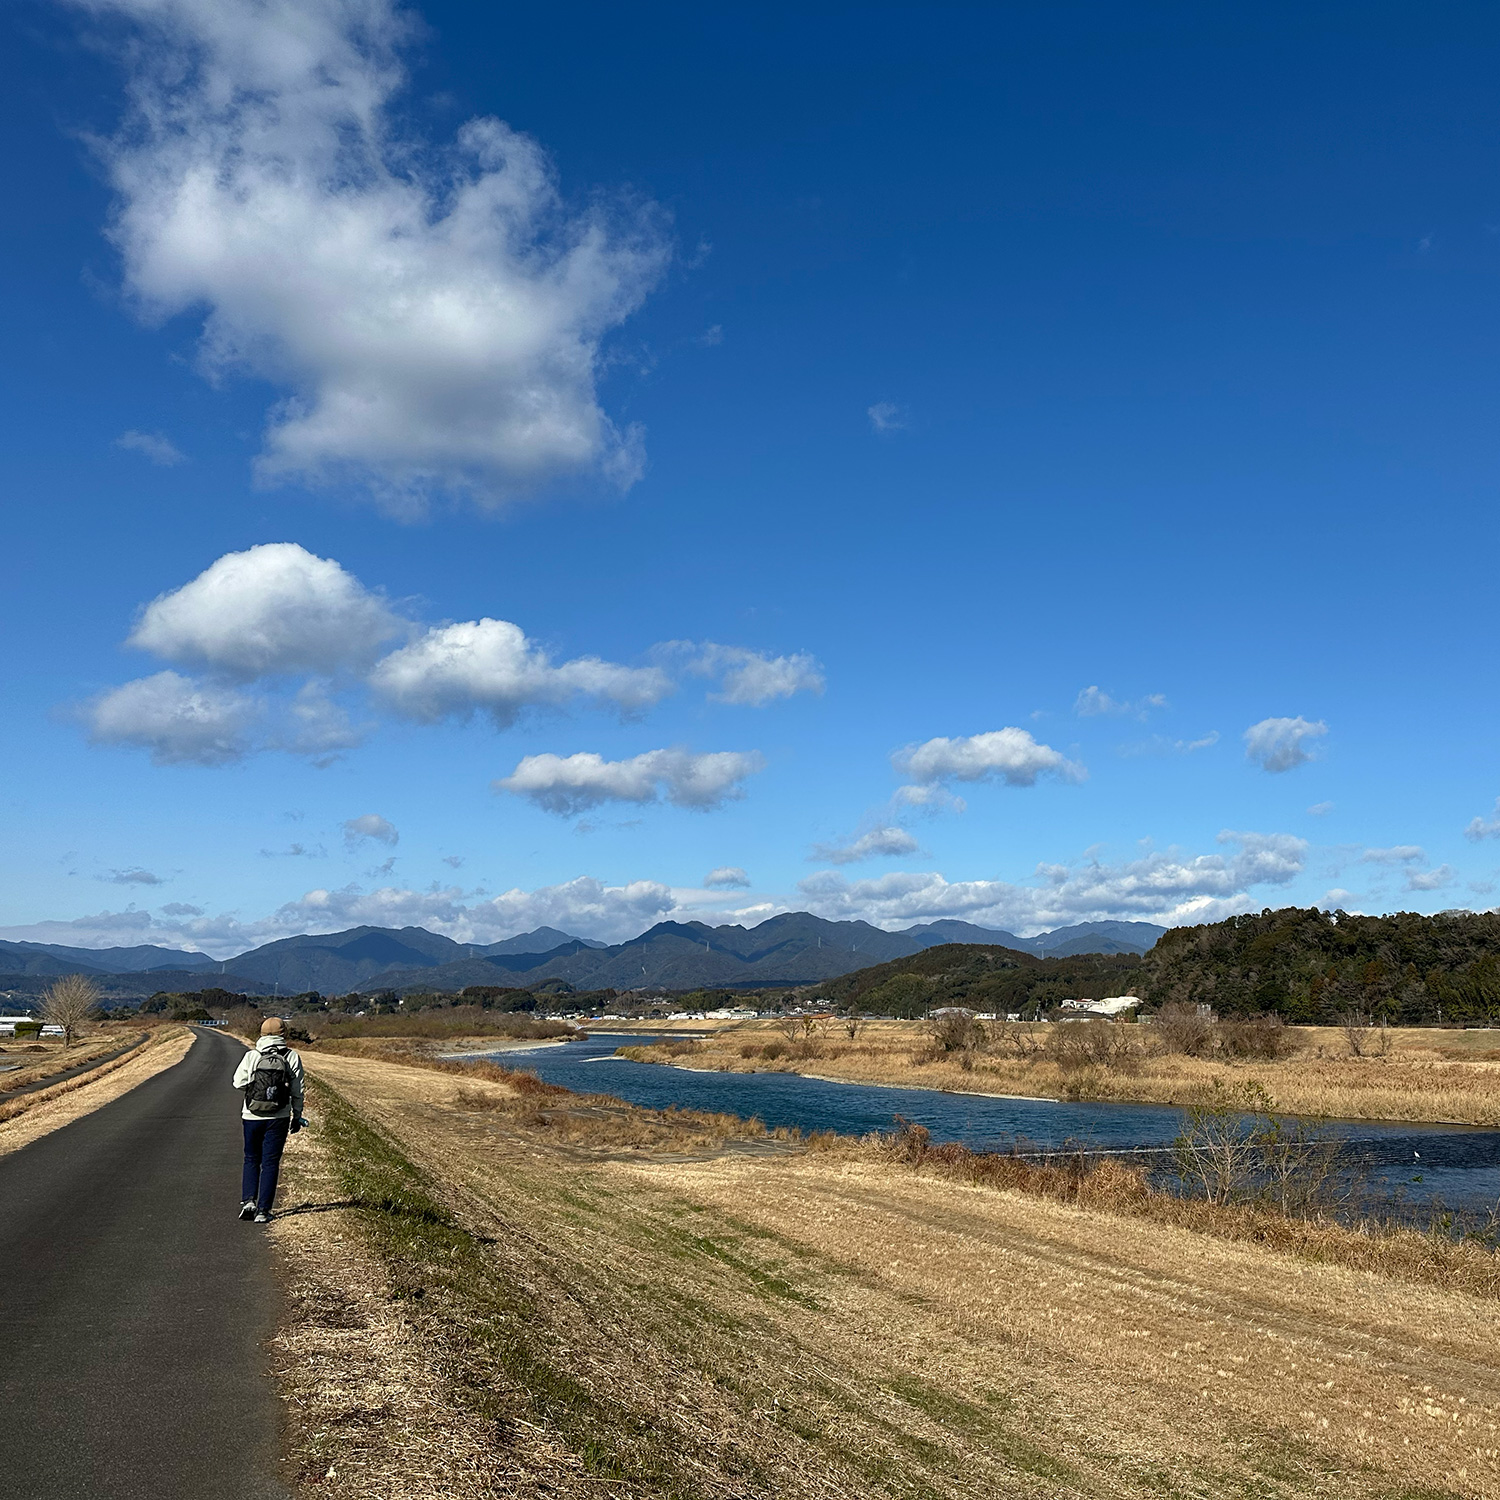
[3,0,1499,955]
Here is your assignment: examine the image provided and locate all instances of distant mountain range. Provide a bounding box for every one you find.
[0,915,1166,999]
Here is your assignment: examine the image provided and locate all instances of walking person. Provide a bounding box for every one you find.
[233,1017,306,1224]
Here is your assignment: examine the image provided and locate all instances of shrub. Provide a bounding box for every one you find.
[1217,1014,1292,1060]
[1043,1019,1140,1073]
[1152,1001,1215,1057]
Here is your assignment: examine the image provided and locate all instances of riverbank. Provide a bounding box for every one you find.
[272,1046,1500,1498]
[617,1020,1500,1124]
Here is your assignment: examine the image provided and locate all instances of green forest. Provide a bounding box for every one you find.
[808,907,1500,1025]
[1144,906,1500,1024]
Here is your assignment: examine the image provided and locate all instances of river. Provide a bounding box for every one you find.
[476,1031,1500,1215]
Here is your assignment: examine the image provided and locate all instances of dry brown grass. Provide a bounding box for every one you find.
[0,1024,151,1095]
[0,1027,190,1156]
[288,1047,1500,1498]
[268,1099,579,1498]
[644,1019,1500,1123]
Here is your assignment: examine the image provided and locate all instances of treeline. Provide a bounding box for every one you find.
[810,908,1500,1025]
[1145,907,1500,1024]
[806,945,1141,1019]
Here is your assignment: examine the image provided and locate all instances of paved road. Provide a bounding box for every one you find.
[0,1028,289,1499]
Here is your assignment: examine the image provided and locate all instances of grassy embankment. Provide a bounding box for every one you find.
[614,1020,1500,1124]
[0,1024,191,1154]
[269,1038,1500,1498]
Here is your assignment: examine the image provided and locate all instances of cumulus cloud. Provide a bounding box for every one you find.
[116,429,185,465]
[496,748,764,815]
[810,826,921,865]
[891,784,967,814]
[1465,799,1500,841]
[130,543,402,678]
[1406,865,1456,892]
[703,866,750,889]
[276,683,369,762]
[665,643,824,706]
[894,728,1084,790]
[1361,845,1426,866]
[371,619,672,726]
[799,830,1307,932]
[867,401,905,432]
[103,867,165,885]
[343,814,398,848]
[85,0,669,510]
[1320,889,1358,910]
[1243,716,1328,773]
[85,671,258,765]
[1075,686,1168,719]
[706,648,824,707]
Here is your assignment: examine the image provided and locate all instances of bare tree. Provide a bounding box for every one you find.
[1152,1001,1215,1057]
[841,1012,866,1041]
[1338,1009,1390,1058]
[39,974,102,1047]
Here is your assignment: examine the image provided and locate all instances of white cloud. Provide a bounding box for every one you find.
[868,401,905,432]
[87,0,668,510]
[1466,799,1500,841]
[894,728,1085,790]
[1406,865,1456,892]
[1319,889,1360,910]
[669,643,825,706]
[371,619,672,727]
[85,671,259,765]
[703,866,750,889]
[1361,845,1426,866]
[0,874,689,954]
[1243,716,1328,773]
[810,826,921,865]
[708,648,824,707]
[116,429,185,465]
[496,748,764,815]
[1307,801,1334,816]
[129,543,401,678]
[343,814,398,848]
[104,867,165,885]
[276,682,369,762]
[799,830,1307,932]
[1075,685,1168,719]
[891,785,967,814]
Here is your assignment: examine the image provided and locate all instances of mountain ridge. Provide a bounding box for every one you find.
[0,916,1165,998]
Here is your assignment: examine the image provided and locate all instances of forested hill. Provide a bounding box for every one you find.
[805,907,1500,1024]
[1146,907,1500,1024]
[805,944,1141,1017]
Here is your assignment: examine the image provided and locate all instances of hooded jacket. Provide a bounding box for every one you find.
[232,1034,306,1122]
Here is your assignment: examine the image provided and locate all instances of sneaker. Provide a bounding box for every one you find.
[253,1211,271,1224]
[238,1200,256,1220]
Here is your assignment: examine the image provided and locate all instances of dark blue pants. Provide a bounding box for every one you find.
[242,1118,290,1212]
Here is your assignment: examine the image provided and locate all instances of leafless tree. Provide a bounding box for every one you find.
[39,974,102,1047]
[1152,1001,1215,1057]
[841,1013,866,1041]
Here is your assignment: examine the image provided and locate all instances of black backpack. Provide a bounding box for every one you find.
[245,1048,293,1116]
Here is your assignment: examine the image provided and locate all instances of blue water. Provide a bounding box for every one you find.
[481,1032,1500,1214]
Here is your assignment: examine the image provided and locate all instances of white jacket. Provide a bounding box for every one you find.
[233,1036,305,1122]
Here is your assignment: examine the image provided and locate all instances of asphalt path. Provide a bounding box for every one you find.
[0,1028,290,1499]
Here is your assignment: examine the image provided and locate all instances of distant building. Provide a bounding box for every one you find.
[1058,995,1141,1017]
